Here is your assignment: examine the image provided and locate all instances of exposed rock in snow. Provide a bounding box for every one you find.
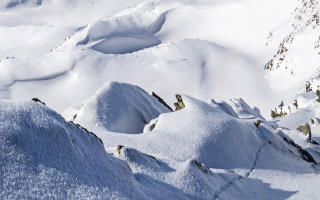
[265,0,320,99]
[76,89,315,172]
[3,0,320,199]
[1,98,299,200]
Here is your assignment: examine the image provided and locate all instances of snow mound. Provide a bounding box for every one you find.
[91,93,314,171]
[0,100,147,199]
[1,99,294,200]
[71,82,171,134]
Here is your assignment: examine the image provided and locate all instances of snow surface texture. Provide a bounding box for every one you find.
[2,90,316,200]
[0,0,299,116]
[265,0,320,104]
[66,82,171,134]
[2,0,320,199]
[0,101,147,199]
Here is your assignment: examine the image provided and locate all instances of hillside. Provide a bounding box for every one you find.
[2,0,320,199]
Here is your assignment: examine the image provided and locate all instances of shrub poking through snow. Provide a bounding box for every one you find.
[316,89,320,103]
[306,81,312,92]
[174,94,185,111]
[271,108,287,118]
[271,109,278,119]
[297,123,312,142]
[117,145,124,155]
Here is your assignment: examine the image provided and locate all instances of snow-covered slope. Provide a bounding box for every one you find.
[0,0,300,116]
[3,0,320,199]
[1,98,304,200]
[0,100,146,199]
[66,82,171,134]
[265,0,320,102]
[72,84,315,170]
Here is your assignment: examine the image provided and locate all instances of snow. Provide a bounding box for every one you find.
[75,87,315,171]
[0,100,145,199]
[2,0,320,199]
[0,0,300,116]
[1,98,302,199]
[69,82,170,134]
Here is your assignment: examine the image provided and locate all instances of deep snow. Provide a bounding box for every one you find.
[1,92,315,200]
[2,0,320,199]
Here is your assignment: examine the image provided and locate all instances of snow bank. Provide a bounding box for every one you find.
[1,99,294,200]
[84,91,314,171]
[70,82,170,134]
[0,100,148,199]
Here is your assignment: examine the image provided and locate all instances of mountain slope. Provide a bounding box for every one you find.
[0,97,300,200]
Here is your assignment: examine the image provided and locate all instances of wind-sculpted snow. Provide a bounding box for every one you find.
[73,85,315,172]
[0,0,291,116]
[77,10,170,54]
[0,38,274,115]
[69,82,171,134]
[0,100,149,199]
[1,0,320,199]
[228,98,265,119]
[0,99,296,200]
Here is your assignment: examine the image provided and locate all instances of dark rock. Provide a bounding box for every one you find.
[152,92,173,111]
[174,94,185,111]
[31,98,46,105]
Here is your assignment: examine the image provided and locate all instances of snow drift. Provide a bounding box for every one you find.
[0,100,149,199]
[1,99,295,200]
[71,82,316,172]
[67,82,171,134]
